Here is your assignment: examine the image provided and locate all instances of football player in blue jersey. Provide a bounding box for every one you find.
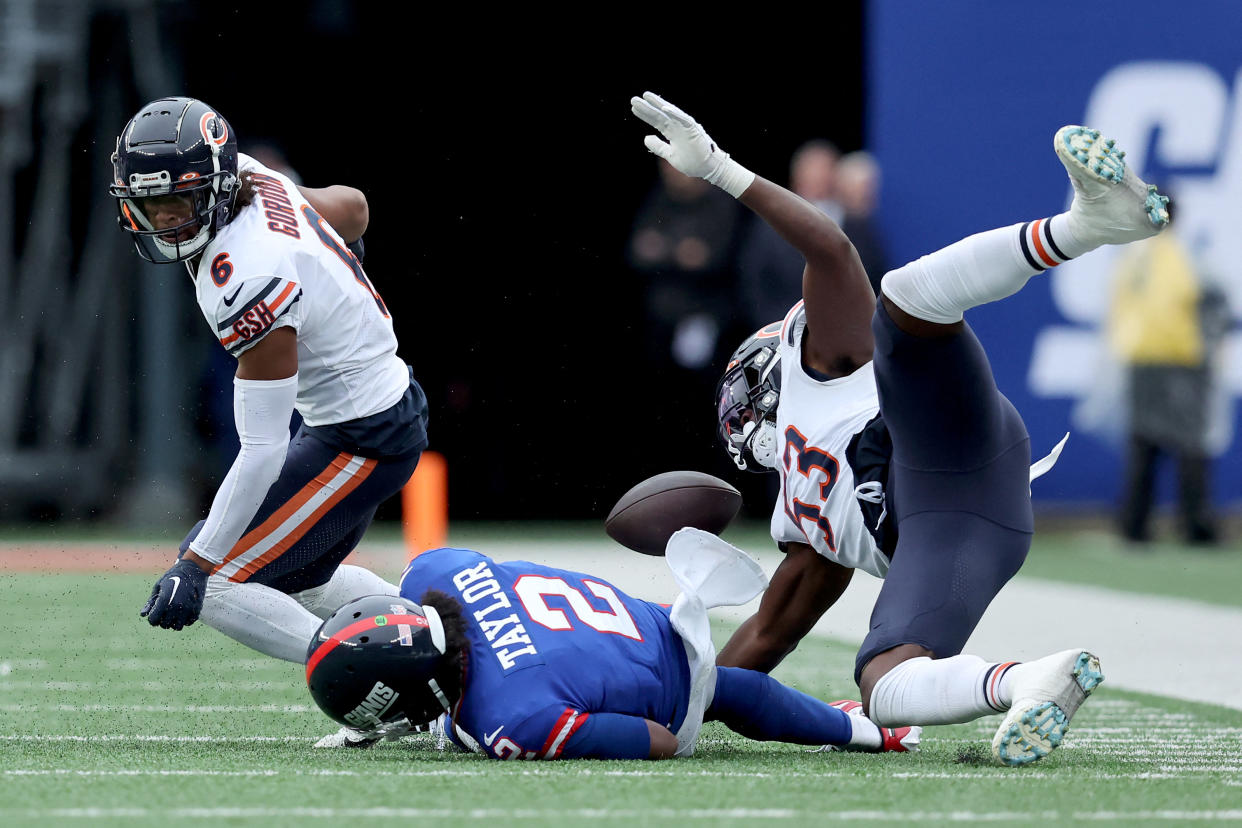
[629,92,1169,765]
[306,533,920,759]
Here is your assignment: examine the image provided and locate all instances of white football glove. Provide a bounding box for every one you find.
[630,91,755,198]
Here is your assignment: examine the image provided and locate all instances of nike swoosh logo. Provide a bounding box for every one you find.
[222,287,243,307]
[167,576,181,604]
[483,725,503,746]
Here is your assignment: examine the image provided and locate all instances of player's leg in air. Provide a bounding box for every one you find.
[859,127,1168,765]
[706,666,919,753]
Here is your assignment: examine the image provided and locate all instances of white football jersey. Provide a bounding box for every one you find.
[192,154,408,426]
[770,301,889,578]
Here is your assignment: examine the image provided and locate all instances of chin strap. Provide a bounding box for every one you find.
[746,421,778,469]
[728,420,779,471]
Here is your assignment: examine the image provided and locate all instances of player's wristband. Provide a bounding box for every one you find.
[705,155,755,198]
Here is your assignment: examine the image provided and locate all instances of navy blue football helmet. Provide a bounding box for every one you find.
[306,595,454,731]
[110,97,239,263]
[715,321,783,472]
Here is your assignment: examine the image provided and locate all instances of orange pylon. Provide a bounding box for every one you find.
[402,451,447,559]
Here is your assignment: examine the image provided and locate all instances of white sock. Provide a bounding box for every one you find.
[881,218,1079,324]
[199,575,322,663]
[846,714,882,750]
[868,655,1021,727]
[290,564,399,619]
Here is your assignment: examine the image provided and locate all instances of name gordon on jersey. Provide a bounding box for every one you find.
[450,563,541,670]
[251,172,301,239]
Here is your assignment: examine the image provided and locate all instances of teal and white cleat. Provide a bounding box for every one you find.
[1054,125,1169,245]
[991,649,1104,767]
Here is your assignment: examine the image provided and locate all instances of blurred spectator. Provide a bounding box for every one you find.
[1108,210,1231,546]
[837,150,891,296]
[737,140,843,331]
[626,159,744,478]
[628,159,743,373]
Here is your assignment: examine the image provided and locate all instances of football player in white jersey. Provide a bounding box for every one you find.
[631,92,1169,765]
[111,98,429,679]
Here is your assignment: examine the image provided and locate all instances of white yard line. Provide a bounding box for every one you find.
[450,540,1242,712]
[0,704,314,713]
[5,807,1242,821]
[0,735,311,742]
[2,768,1235,780]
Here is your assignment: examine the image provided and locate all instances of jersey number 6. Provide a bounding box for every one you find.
[300,204,390,318]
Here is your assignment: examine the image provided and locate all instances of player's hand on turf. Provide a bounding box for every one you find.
[140,558,208,630]
[630,92,754,197]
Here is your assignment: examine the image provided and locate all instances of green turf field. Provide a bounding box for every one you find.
[2,569,1241,826]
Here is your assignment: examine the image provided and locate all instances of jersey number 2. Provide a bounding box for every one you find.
[300,204,390,317]
[513,576,643,641]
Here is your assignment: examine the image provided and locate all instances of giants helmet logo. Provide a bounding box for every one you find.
[343,681,399,729]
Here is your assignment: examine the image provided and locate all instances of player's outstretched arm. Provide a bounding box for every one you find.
[630,91,874,375]
[559,713,677,760]
[716,542,853,672]
[182,331,298,576]
[739,178,876,374]
[298,185,368,243]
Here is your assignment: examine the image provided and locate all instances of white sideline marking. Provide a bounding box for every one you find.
[7,807,1242,821]
[4,770,278,777]
[5,768,1237,781]
[0,681,286,691]
[0,704,314,714]
[102,658,279,670]
[0,735,311,743]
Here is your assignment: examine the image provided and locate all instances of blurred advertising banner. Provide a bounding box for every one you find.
[868,0,1242,503]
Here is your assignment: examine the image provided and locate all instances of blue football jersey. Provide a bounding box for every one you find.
[400,547,692,760]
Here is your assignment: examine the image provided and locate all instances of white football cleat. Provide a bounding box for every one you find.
[1054,125,1169,247]
[992,649,1104,767]
[818,699,921,753]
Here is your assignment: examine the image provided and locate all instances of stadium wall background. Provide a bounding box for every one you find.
[7,0,1234,526]
[869,0,1242,508]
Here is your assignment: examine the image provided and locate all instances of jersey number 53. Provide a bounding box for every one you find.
[782,425,838,551]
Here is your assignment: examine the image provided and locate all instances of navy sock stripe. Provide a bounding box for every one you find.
[1017,222,1046,272]
[1042,219,1070,262]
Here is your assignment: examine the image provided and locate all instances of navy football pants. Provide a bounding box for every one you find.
[181,426,420,594]
[854,301,1034,682]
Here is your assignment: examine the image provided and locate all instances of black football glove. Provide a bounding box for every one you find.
[140,558,209,630]
[347,236,365,264]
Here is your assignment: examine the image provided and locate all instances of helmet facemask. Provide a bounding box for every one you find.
[111,168,237,264]
[109,98,239,265]
[716,342,782,473]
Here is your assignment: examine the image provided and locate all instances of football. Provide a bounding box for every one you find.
[604,471,743,556]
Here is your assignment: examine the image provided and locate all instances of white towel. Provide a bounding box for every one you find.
[664,528,768,756]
